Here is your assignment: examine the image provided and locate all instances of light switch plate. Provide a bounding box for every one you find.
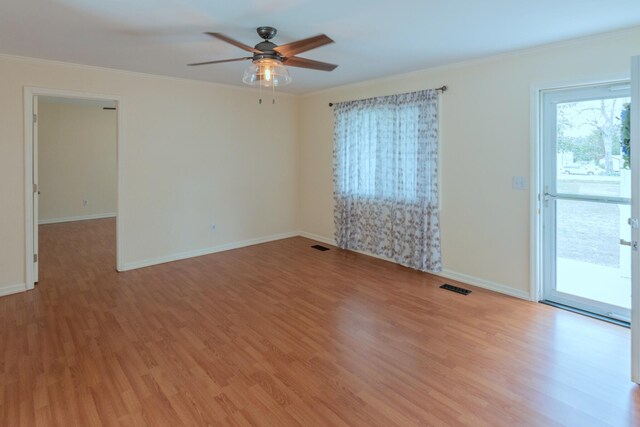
[512,176,527,190]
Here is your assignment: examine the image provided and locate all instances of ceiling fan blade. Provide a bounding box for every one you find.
[205,32,262,54]
[188,57,252,66]
[274,34,334,57]
[283,56,338,71]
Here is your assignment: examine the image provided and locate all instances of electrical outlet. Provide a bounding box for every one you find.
[210,224,216,233]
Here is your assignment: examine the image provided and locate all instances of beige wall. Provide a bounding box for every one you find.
[298,27,640,298]
[38,102,117,222]
[0,55,298,293]
[3,27,640,298]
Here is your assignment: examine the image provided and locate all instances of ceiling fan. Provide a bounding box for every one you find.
[188,26,337,89]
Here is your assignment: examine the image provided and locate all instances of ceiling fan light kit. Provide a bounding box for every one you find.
[242,59,291,87]
[189,26,337,104]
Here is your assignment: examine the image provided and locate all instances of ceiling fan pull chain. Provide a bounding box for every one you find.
[259,80,263,104]
[272,83,275,104]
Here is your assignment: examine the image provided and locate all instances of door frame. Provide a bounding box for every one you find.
[631,55,640,384]
[530,75,630,301]
[540,84,631,321]
[23,87,125,289]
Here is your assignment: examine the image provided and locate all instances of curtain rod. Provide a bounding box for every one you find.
[328,85,447,107]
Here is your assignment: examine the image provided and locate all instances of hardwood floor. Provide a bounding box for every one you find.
[1,218,639,426]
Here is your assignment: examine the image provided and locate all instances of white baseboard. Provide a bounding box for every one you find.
[12,224,532,303]
[39,212,116,225]
[298,230,531,301]
[298,231,335,246]
[436,269,532,301]
[0,283,27,298]
[299,231,417,264]
[299,230,423,266]
[121,231,299,271]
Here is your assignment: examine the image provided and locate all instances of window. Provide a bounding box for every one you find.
[336,104,424,202]
[332,89,441,272]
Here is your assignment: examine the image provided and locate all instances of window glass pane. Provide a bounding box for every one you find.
[339,105,423,202]
[555,199,631,309]
[556,97,631,198]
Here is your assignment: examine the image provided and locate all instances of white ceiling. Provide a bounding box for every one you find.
[2,0,640,94]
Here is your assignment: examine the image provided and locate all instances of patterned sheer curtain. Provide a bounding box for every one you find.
[333,89,441,272]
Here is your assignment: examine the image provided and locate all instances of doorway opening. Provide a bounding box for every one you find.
[24,88,123,289]
[540,82,631,324]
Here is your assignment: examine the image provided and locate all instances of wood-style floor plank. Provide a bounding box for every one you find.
[0,218,639,426]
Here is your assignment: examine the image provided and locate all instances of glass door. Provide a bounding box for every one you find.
[542,83,631,322]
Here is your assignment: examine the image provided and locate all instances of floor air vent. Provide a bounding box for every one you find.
[311,245,330,251]
[440,284,471,295]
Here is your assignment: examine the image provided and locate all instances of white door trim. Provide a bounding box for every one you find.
[630,56,640,384]
[529,83,543,302]
[33,95,39,283]
[23,87,125,290]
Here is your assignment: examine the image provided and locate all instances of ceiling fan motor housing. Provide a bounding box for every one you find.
[254,27,282,63]
[253,40,282,62]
